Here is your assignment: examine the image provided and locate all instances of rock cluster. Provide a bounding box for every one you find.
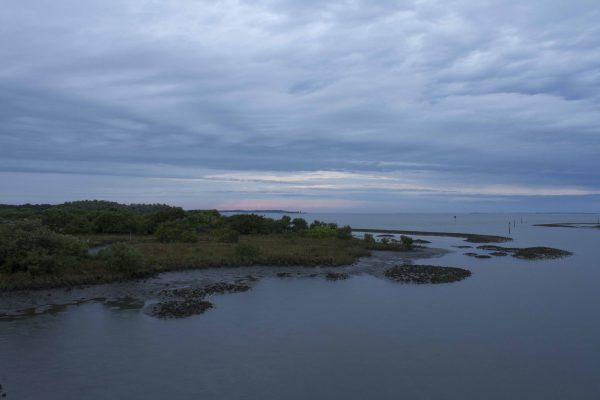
[153,298,213,319]
[384,264,471,284]
[477,245,572,260]
[325,272,349,281]
[153,282,251,318]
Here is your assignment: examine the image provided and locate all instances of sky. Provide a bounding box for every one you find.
[1,0,599,212]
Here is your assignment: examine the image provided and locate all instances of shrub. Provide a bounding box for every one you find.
[305,226,338,238]
[363,233,375,243]
[155,219,198,243]
[0,220,87,274]
[400,235,414,249]
[336,225,353,239]
[98,243,144,273]
[235,243,260,261]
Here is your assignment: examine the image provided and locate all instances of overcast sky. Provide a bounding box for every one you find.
[1,0,599,211]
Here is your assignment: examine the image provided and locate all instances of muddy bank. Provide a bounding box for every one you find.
[385,264,471,284]
[0,247,449,320]
[352,228,511,243]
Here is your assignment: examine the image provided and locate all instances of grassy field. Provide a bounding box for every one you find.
[0,234,409,291]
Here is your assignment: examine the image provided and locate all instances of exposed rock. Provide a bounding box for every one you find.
[477,245,508,252]
[513,247,572,260]
[153,298,213,319]
[489,252,508,257]
[276,272,292,278]
[476,245,572,260]
[413,239,431,244]
[384,264,471,284]
[153,282,251,318]
[325,272,349,281]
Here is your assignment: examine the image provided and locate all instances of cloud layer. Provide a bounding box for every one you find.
[1,0,599,211]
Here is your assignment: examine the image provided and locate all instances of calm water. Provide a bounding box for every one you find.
[2,213,600,399]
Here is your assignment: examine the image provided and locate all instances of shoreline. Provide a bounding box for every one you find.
[0,247,449,319]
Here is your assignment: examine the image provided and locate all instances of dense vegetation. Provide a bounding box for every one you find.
[0,201,413,290]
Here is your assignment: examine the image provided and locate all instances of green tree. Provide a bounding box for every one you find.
[292,218,308,231]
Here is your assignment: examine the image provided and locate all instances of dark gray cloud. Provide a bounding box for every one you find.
[1,0,599,210]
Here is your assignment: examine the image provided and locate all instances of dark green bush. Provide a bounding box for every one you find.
[363,233,375,243]
[155,219,198,243]
[400,235,414,249]
[0,220,86,274]
[98,243,144,273]
[337,225,353,239]
[292,218,308,231]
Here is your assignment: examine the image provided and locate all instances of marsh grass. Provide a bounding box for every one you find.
[1,234,412,290]
[140,235,372,270]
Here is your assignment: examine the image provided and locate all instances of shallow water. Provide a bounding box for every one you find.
[1,213,600,399]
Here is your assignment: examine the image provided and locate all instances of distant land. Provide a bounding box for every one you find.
[219,209,303,214]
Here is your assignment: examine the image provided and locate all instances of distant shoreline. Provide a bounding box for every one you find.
[219,209,303,214]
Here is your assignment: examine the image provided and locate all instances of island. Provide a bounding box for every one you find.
[0,200,414,292]
[0,201,573,319]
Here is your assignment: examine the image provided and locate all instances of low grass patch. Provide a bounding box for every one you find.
[139,235,372,270]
